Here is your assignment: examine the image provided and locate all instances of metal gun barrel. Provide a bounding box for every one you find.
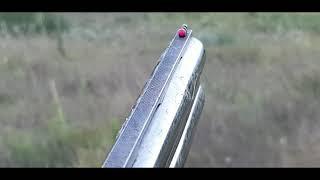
[102,25,206,168]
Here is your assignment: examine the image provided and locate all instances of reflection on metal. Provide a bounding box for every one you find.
[170,85,205,168]
[102,25,206,168]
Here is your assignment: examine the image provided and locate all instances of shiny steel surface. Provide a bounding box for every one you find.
[102,26,206,168]
[103,28,193,168]
[170,85,205,168]
[132,37,205,167]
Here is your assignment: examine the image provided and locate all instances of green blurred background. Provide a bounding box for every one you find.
[1,13,320,167]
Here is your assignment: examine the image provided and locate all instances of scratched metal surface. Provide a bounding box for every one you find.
[103,28,193,167]
[169,85,205,167]
[132,37,205,167]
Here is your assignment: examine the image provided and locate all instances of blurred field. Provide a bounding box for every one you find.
[1,13,320,167]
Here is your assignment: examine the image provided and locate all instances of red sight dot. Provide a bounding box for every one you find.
[178,28,186,38]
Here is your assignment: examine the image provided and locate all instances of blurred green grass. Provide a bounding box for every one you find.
[0,13,69,36]
[1,13,320,167]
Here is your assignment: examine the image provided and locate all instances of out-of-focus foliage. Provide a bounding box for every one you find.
[0,13,69,36]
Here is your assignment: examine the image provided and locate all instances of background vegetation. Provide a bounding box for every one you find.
[1,13,320,167]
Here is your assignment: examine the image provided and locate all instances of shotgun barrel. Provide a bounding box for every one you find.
[102,25,206,168]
